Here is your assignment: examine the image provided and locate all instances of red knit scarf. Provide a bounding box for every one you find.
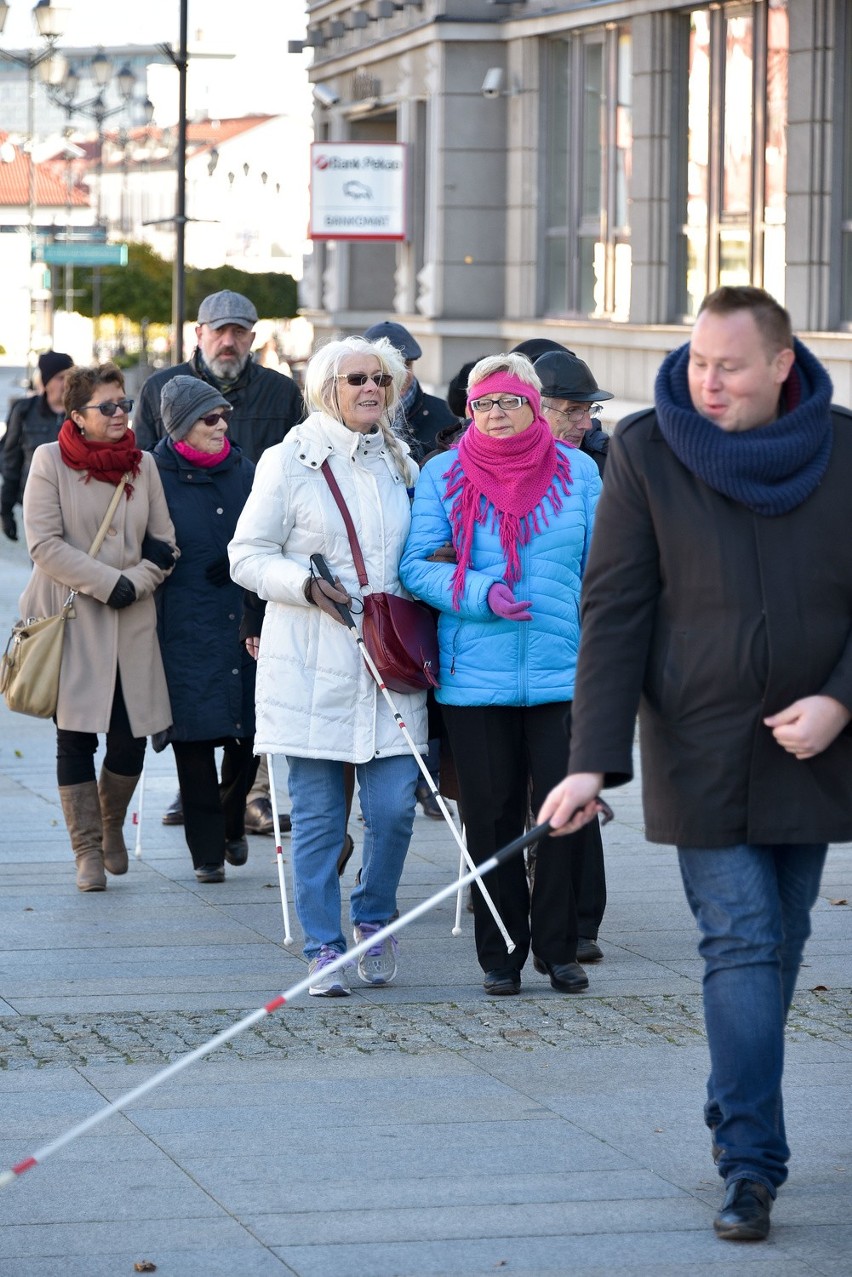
[445,373,572,609]
[58,418,141,496]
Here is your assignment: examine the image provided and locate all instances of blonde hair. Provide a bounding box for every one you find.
[304,336,413,484]
[467,352,541,394]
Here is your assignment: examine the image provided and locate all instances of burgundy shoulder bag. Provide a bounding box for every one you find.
[320,460,439,694]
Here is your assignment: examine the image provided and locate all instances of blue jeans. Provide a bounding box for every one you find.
[677,842,827,1194]
[286,753,418,959]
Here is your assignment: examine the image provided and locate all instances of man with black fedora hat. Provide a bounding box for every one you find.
[1,351,74,541]
[363,320,458,462]
[535,350,614,477]
[135,289,303,835]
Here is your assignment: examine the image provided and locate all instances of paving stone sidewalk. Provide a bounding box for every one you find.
[0,531,850,1277]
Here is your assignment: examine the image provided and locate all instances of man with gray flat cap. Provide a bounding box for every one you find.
[135,290,303,462]
[136,289,303,835]
[364,320,458,461]
[535,351,613,477]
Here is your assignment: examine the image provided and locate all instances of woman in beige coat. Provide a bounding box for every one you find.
[21,364,177,890]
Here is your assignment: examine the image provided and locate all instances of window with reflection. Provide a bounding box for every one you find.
[681,1,788,318]
[543,26,632,319]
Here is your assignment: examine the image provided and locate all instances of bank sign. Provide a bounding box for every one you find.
[309,143,407,242]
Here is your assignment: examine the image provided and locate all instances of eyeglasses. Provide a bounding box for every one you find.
[80,397,134,417]
[336,372,393,388]
[541,402,602,423]
[470,395,528,413]
[198,410,232,427]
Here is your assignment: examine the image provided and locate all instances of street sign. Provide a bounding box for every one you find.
[42,244,129,267]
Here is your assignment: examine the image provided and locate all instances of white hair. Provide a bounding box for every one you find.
[304,336,413,484]
[467,352,542,394]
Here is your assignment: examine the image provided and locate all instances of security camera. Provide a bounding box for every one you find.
[313,83,340,109]
[481,67,505,99]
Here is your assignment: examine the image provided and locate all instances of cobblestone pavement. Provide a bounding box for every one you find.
[1,990,848,1069]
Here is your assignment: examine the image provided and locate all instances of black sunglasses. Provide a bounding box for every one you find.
[80,397,134,417]
[198,410,232,426]
[336,373,393,388]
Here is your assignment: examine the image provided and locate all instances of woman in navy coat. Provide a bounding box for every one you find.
[152,376,258,882]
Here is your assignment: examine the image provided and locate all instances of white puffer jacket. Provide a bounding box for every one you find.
[228,411,428,762]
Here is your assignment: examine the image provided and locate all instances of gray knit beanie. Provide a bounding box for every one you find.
[160,376,230,441]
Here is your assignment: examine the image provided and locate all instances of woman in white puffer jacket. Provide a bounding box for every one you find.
[229,337,427,996]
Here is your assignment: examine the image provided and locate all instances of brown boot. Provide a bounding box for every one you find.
[98,767,140,875]
[59,782,106,891]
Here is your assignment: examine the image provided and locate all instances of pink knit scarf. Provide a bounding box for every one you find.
[446,372,572,609]
[174,437,231,468]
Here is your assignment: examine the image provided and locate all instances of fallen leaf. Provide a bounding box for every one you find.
[24,907,33,912]
[14,749,22,757]
[810,984,829,992]
[829,898,848,906]
[134,1264,157,1273]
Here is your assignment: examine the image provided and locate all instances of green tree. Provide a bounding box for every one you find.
[64,242,173,324]
[185,265,298,319]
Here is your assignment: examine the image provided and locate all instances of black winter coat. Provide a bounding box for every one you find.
[1,394,64,512]
[135,352,303,461]
[570,404,852,847]
[404,380,460,462]
[152,439,257,746]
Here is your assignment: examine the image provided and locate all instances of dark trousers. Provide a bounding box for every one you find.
[171,738,259,869]
[56,673,146,786]
[441,701,605,972]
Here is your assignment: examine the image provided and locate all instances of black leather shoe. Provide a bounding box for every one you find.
[532,956,589,993]
[483,968,521,996]
[713,1179,772,1241]
[416,783,444,820]
[224,837,249,866]
[244,797,292,836]
[162,790,184,826]
[195,864,225,883]
[576,937,603,963]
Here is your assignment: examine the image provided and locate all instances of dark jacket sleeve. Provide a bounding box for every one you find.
[569,419,662,787]
[1,398,28,511]
[134,373,167,452]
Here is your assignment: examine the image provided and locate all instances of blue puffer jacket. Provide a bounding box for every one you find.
[152,438,257,745]
[399,442,601,706]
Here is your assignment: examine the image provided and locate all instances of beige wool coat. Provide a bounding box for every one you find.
[20,442,176,736]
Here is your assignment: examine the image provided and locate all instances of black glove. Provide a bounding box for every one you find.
[204,556,232,587]
[106,575,137,610]
[141,534,176,569]
[1,510,17,542]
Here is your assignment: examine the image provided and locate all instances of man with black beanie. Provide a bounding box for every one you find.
[1,351,73,541]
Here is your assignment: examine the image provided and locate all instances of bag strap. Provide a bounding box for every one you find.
[320,461,370,590]
[87,475,130,559]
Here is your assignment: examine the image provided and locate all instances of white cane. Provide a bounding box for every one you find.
[452,830,467,937]
[265,754,293,947]
[311,554,514,954]
[132,757,146,860]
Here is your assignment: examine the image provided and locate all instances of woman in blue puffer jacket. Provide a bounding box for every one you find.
[399,352,603,997]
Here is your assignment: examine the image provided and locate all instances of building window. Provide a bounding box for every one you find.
[681,1,788,319]
[542,26,632,320]
[842,4,852,325]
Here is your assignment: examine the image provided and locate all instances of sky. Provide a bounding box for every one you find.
[2,0,312,123]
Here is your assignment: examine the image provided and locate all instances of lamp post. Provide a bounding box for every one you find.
[0,1,68,376]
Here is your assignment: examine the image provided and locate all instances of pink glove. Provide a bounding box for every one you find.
[487,582,533,621]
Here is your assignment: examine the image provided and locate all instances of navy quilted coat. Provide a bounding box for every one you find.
[399,442,601,706]
[152,438,256,744]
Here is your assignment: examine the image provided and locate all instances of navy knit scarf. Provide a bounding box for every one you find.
[654,337,834,516]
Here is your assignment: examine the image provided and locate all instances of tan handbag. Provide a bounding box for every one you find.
[1,477,129,719]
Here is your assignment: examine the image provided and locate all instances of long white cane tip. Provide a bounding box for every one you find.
[451,926,462,936]
[0,1170,16,1189]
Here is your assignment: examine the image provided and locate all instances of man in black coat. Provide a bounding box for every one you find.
[363,320,458,462]
[136,290,303,833]
[534,349,613,478]
[134,290,303,463]
[539,287,852,1244]
[1,351,73,541]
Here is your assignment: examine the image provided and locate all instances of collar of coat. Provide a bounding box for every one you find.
[290,411,408,484]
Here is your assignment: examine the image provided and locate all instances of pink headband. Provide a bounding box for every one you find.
[466,371,541,420]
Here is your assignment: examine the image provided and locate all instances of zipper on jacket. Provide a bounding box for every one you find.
[518,541,530,703]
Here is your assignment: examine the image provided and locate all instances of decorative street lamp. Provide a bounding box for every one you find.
[0,1,69,374]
